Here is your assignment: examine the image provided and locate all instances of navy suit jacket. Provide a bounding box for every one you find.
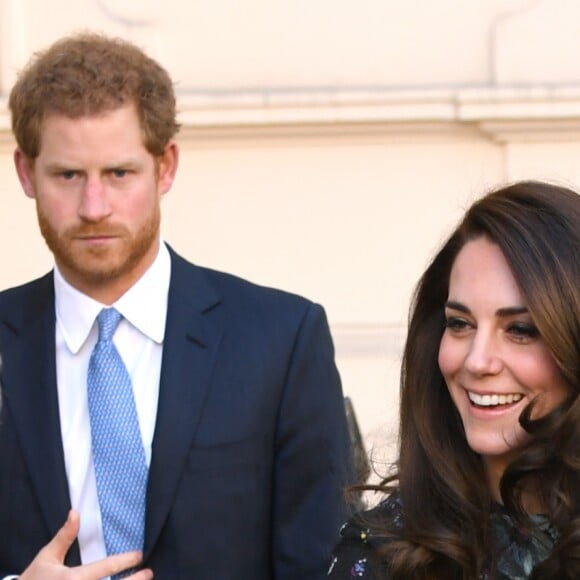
[0,248,352,579]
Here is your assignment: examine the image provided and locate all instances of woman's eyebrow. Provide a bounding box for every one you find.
[495,306,528,317]
[445,301,528,318]
[445,300,470,313]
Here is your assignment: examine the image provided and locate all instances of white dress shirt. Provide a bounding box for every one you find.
[54,242,170,566]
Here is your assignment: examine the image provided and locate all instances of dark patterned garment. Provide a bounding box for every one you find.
[327,494,559,579]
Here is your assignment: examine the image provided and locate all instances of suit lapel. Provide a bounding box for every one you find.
[144,251,223,557]
[1,274,77,557]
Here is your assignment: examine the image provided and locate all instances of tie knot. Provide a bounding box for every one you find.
[96,308,122,343]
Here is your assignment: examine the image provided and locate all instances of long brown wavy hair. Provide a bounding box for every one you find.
[369,181,580,579]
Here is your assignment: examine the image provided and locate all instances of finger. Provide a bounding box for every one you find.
[125,569,153,580]
[41,510,80,562]
[74,551,143,579]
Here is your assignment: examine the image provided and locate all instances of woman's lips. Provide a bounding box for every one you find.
[467,392,524,407]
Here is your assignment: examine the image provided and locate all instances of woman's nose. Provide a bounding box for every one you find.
[464,331,503,376]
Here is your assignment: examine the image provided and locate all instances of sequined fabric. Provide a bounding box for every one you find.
[327,494,559,579]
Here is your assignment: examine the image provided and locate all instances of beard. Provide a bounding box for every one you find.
[36,203,161,288]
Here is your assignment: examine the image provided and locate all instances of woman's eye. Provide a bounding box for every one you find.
[444,317,470,332]
[507,322,539,341]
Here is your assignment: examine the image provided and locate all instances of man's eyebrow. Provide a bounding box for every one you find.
[105,159,141,169]
[44,162,77,171]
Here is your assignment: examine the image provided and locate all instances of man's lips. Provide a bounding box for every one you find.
[72,231,123,240]
[77,235,117,239]
[73,234,121,246]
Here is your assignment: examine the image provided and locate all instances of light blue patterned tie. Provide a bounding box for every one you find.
[88,308,147,576]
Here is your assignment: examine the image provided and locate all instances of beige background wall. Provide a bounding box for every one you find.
[1,0,580,470]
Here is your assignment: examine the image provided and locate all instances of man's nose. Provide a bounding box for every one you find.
[78,176,112,222]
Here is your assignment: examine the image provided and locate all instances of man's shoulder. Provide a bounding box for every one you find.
[171,250,317,314]
[0,272,53,337]
[203,265,310,304]
[0,272,53,308]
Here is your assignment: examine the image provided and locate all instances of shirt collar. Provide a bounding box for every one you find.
[54,242,171,354]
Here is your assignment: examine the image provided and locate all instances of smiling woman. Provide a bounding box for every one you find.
[328,181,580,580]
[440,236,572,500]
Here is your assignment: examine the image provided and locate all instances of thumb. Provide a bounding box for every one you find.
[42,510,80,563]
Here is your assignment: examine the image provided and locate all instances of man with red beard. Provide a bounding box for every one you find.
[0,33,351,580]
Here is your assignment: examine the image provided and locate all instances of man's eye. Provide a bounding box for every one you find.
[112,169,128,178]
[61,171,76,180]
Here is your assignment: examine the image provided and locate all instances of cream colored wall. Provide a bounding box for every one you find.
[1,0,580,470]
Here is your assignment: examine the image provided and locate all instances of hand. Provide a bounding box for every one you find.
[20,510,153,579]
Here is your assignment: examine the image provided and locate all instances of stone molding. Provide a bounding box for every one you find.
[4,86,580,145]
[331,322,406,359]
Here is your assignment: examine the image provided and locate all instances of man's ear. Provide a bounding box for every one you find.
[14,149,37,199]
[157,141,179,196]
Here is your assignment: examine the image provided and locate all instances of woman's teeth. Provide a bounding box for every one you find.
[468,392,523,407]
